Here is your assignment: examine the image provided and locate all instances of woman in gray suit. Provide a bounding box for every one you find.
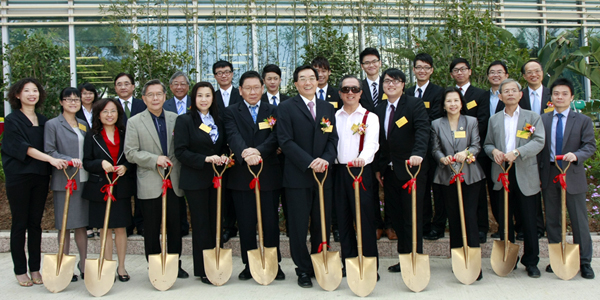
[44,87,90,282]
[431,88,485,275]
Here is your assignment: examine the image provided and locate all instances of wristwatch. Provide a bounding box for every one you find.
[512,150,520,157]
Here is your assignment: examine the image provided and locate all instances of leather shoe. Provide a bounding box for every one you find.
[490,231,500,239]
[477,270,483,281]
[200,276,211,284]
[526,265,541,278]
[545,264,553,273]
[386,228,398,240]
[178,267,189,279]
[514,257,520,270]
[376,229,384,240]
[222,230,233,244]
[117,270,130,282]
[333,229,340,242]
[238,266,252,280]
[479,231,487,243]
[342,267,346,277]
[537,230,544,239]
[516,232,524,241]
[423,230,444,240]
[297,273,312,288]
[388,263,401,273]
[377,273,380,281]
[275,265,285,280]
[581,264,595,279]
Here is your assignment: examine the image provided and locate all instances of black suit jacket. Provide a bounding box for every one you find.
[215,86,243,114]
[460,85,488,147]
[360,78,384,112]
[479,90,505,146]
[174,112,227,190]
[405,83,444,122]
[317,86,342,111]
[261,92,290,106]
[223,102,281,191]
[163,96,192,115]
[520,86,551,114]
[277,96,339,189]
[82,130,135,201]
[119,97,146,126]
[375,94,430,181]
[76,109,92,128]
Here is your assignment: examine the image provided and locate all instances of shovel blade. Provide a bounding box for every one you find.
[148,253,178,291]
[399,253,430,292]
[490,240,520,277]
[84,259,117,297]
[310,251,343,291]
[42,253,76,293]
[345,256,377,297]
[451,246,482,285]
[549,243,580,281]
[203,248,232,286]
[248,247,278,285]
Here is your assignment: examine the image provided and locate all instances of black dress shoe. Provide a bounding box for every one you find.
[545,264,553,273]
[514,257,520,270]
[377,273,380,281]
[526,265,540,278]
[490,232,500,239]
[117,271,130,282]
[200,276,211,284]
[222,230,233,244]
[333,229,340,242]
[238,266,252,280]
[479,232,487,244]
[275,265,285,280]
[181,230,189,237]
[297,273,312,288]
[516,232,524,241]
[477,270,483,281]
[137,228,144,237]
[388,263,401,273]
[581,264,595,279]
[71,274,78,282]
[342,267,346,277]
[423,230,444,240]
[178,267,189,278]
[537,230,544,239]
[78,261,84,280]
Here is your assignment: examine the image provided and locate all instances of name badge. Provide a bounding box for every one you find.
[258,121,271,130]
[454,131,466,138]
[516,130,531,139]
[78,123,87,132]
[544,107,555,113]
[329,101,338,109]
[199,123,212,133]
[322,125,334,133]
[466,100,478,110]
[396,116,408,128]
[382,93,388,100]
[423,101,430,109]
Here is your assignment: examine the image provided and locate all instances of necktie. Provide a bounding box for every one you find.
[223,90,230,107]
[417,88,423,99]
[177,100,185,115]
[319,89,324,101]
[250,105,258,123]
[124,100,131,118]
[387,105,395,138]
[308,101,316,120]
[272,95,278,106]
[556,113,564,167]
[459,87,464,95]
[532,92,540,114]
[372,82,378,106]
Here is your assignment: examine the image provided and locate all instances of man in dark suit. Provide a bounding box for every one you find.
[277,65,338,288]
[223,71,285,281]
[449,58,489,242]
[114,72,146,237]
[212,60,240,242]
[374,68,430,273]
[405,53,445,241]
[261,64,290,106]
[539,78,596,279]
[163,71,192,237]
[311,57,342,110]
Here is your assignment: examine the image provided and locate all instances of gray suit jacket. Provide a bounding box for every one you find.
[538,110,596,194]
[124,109,183,199]
[44,114,89,191]
[484,108,545,196]
[431,115,485,186]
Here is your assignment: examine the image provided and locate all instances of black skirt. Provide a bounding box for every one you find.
[88,196,133,229]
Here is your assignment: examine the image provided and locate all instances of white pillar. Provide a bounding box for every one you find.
[2,0,10,116]
[193,1,200,81]
[68,0,77,87]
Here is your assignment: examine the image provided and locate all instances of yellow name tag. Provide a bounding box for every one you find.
[78,123,87,132]
[199,123,212,133]
[396,116,408,128]
[258,121,271,130]
[424,101,430,109]
[516,130,531,139]
[544,107,555,113]
[466,100,477,110]
[454,131,466,138]
[382,93,388,100]
[323,125,333,133]
[329,101,338,109]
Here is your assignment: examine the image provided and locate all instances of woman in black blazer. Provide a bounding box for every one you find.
[1,78,69,286]
[82,98,135,282]
[174,82,229,284]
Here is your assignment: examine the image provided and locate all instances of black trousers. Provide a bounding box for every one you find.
[423,156,446,233]
[232,190,281,265]
[222,172,238,235]
[140,189,182,260]
[479,155,499,231]
[6,174,49,275]
[286,185,332,276]
[371,170,390,229]
[180,197,190,233]
[383,166,425,254]
[129,195,144,233]
[334,165,378,268]
[276,188,289,233]
[497,167,539,267]
[442,181,482,249]
[185,188,217,277]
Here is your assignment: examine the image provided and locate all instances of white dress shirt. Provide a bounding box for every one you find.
[335,105,380,165]
[300,94,317,117]
[367,77,380,100]
[528,85,543,115]
[415,80,430,97]
[220,85,234,107]
[82,106,93,126]
[489,88,500,116]
[317,84,329,101]
[174,95,188,115]
[119,96,133,112]
[266,91,281,105]
[503,106,520,153]
[550,108,570,161]
[456,82,471,96]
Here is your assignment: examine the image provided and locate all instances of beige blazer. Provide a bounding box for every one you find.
[124,109,183,199]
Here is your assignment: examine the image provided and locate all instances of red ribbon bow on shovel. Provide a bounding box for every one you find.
[354,176,367,191]
[250,178,260,190]
[553,173,567,190]
[317,241,331,253]
[101,183,116,201]
[450,172,465,184]
[212,176,222,188]
[161,179,173,197]
[497,173,510,192]
[402,178,417,194]
[65,179,77,195]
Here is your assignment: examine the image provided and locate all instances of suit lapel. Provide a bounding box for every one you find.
[294,97,315,124]
[562,112,576,146]
[140,111,162,150]
[93,133,113,164]
[257,103,271,128]
[166,111,176,154]
[440,117,454,149]
[58,114,76,136]
[498,114,506,153]
[543,113,553,150]
[237,102,257,130]
[456,115,468,151]
[194,114,213,143]
[516,110,528,148]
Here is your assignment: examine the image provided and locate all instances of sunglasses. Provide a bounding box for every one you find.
[340,86,361,93]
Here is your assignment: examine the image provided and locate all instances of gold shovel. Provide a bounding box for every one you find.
[84,168,120,296]
[399,160,430,293]
[448,159,481,285]
[548,155,579,280]
[203,161,233,286]
[491,162,520,277]
[311,168,343,291]
[345,163,377,297]
[148,165,178,291]
[43,161,78,293]
[247,160,278,285]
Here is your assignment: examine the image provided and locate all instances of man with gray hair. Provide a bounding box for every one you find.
[125,79,189,279]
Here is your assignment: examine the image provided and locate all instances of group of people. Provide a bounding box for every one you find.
[1,46,596,290]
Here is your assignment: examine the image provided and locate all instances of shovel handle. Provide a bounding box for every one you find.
[498,161,513,173]
[156,163,173,180]
[62,161,79,180]
[247,159,264,178]
[346,162,364,179]
[404,160,421,178]
[554,155,571,173]
[447,157,465,174]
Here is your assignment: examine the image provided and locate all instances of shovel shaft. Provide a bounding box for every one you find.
[57,166,79,275]
[255,184,266,267]
[215,184,222,262]
[455,181,469,263]
[97,185,113,276]
[313,169,329,271]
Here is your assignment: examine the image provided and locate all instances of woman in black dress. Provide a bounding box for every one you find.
[82,98,134,281]
[174,82,229,284]
[1,78,68,286]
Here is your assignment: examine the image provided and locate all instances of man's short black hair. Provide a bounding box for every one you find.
[520,59,544,75]
[381,68,406,83]
[449,58,471,72]
[311,57,330,70]
[359,47,380,64]
[487,60,508,74]
[114,73,134,86]
[262,64,282,78]
[293,65,319,82]
[239,71,264,87]
[414,53,434,68]
[550,78,574,96]
[213,60,234,74]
